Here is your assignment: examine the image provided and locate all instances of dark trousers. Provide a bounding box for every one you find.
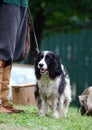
[0,2,28,64]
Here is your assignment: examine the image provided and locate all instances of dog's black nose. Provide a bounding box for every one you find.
[39,63,44,68]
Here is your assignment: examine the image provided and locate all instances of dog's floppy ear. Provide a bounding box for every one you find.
[34,51,42,79]
[49,53,62,79]
[79,95,87,105]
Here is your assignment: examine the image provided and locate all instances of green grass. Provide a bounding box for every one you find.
[0,105,92,130]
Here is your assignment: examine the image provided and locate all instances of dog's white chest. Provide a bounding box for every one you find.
[38,74,61,97]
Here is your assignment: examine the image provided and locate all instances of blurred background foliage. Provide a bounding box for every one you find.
[28,0,92,64]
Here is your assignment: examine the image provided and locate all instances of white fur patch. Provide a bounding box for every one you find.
[38,51,48,70]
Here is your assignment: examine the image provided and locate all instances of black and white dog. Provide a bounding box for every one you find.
[34,51,71,118]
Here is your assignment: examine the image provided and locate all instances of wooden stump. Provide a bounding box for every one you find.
[12,83,36,106]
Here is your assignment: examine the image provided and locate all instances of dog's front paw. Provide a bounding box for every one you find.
[38,110,46,117]
[53,111,59,118]
[38,112,46,117]
[60,112,66,117]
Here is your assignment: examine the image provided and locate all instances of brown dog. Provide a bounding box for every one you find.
[78,86,92,116]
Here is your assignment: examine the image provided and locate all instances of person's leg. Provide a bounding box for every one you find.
[0,2,25,113]
[0,3,19,62]
[2,64,24,113]
[0,61,12,114]
[2,64,12,106]
[13,7,28,61]
[0,2,28,64]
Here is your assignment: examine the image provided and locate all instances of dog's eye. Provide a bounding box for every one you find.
[46,55,50,60]
[40,54,43,59]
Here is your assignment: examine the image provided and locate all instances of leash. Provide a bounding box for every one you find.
[28,8,40,53]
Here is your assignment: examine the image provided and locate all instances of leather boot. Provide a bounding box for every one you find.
[2,64,24,113]
[0,61,12,114]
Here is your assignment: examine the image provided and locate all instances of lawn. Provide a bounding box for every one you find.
[0,105,92,130]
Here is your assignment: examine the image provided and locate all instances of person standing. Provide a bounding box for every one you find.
[0,0,30,113]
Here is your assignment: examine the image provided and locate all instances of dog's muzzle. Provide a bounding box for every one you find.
[38,63,48,74]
